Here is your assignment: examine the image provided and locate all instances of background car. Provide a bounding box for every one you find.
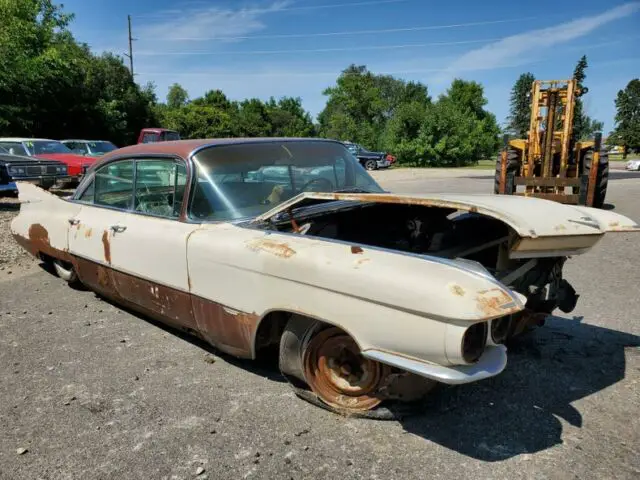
[0,138,96,183]
[625,159,640,171]
[0,149,69,195]
[137,128,181,144]
[62,140,118,157]
[343,141,392,170]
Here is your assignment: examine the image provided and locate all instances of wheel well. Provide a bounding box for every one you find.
[253,311,338,360]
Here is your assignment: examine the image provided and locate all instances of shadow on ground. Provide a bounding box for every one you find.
[399,315,639,461]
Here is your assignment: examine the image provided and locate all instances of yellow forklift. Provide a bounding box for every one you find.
[495,79,608,208]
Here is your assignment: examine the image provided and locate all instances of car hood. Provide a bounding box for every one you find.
[34,153,95,166]
[253,191,640,238]
[0,154,63,166]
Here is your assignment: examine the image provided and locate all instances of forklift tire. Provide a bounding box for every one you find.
[494,148,520,194]
[583,149,609,208]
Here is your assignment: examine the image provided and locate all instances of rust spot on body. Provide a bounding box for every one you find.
[351,246,364,254]
[354,257,370,268]
[476,288,521,317]
[246,238,296,258]
[102,231,112,264]
[84,228,93,238]
[450,284,465,296]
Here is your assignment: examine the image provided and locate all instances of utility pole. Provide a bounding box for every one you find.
[124,14,135,78]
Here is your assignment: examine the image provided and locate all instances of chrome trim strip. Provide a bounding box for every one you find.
[363,345,507,385]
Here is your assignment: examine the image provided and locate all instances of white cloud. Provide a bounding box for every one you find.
[437,2,640,80]
[136,1,292,42]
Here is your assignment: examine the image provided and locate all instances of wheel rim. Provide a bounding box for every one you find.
[302,327,390,412]
[365,161,376,170]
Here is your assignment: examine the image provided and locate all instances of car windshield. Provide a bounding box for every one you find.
[88,141,117,154]
[163,131,180,141]
[189,141,384,221]
[0,142,30,156]
[30,141,73,155]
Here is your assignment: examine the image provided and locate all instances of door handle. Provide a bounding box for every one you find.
[68,218,80,226]
[109,224,127,233]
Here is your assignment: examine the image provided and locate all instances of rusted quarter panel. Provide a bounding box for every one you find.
[192,297,259,358]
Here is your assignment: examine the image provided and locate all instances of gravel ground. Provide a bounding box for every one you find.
[1,172,639,480]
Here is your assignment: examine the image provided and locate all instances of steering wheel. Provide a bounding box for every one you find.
[299,177,334,193]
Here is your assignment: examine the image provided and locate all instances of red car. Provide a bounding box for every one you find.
[137,128,181,144]
[0,138,96,183]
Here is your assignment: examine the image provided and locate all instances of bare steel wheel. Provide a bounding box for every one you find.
[302,327,391,412]
[53,259,79,285]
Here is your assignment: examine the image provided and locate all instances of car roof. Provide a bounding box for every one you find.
[61,139,111,143]
[0,137,55,142]
[99,137,341,163]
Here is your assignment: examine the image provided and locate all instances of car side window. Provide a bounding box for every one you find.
[95,160,134,209]
[77,179,95,203]
[134,159,186,218]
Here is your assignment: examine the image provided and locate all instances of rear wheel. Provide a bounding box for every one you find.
[53,259,80,285]
[364,159,377,171]
[494,148,521,194]
[582,149,608,208]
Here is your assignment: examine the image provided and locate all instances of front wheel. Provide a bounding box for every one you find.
[582,149,608,208]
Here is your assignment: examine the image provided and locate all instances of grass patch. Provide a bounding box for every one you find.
[609,153,640,161]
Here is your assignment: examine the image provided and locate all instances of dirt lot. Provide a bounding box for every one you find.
[1,170,639,480]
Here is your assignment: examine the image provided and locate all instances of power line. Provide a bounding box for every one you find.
[144,17,537,42]
[136,38,499,56]
[137,56,637,78]
[133,0,410,19]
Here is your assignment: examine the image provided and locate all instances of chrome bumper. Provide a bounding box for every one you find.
[362,345,507,385]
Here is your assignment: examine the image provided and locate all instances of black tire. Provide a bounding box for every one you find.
[582,149,608,208]
[494,148,521,194]
[364,159,377,171]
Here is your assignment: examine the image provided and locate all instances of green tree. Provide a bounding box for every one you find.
[166,83,189,109]
[612,79,640,158]
[571,55,603,140]
[265,97,315,137]
[318,64,431,150]
[507,72,535,137]
[0,0,157,145]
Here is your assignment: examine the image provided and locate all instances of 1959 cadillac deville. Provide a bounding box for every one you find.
[11,138,640,417]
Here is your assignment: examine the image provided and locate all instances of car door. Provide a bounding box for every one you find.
[68,156,199,330]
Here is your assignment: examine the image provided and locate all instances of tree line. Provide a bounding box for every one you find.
[1,0,638,164]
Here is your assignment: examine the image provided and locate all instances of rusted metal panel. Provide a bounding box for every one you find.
[12,223,73,263]
[73,257,119,296]
[110,268,196,329]
[192,296,258,358]
[515,177,580,187]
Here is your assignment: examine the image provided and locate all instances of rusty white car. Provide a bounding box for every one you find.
[11,138,640,417]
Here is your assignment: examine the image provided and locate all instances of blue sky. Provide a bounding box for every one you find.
[64,0,640,132]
